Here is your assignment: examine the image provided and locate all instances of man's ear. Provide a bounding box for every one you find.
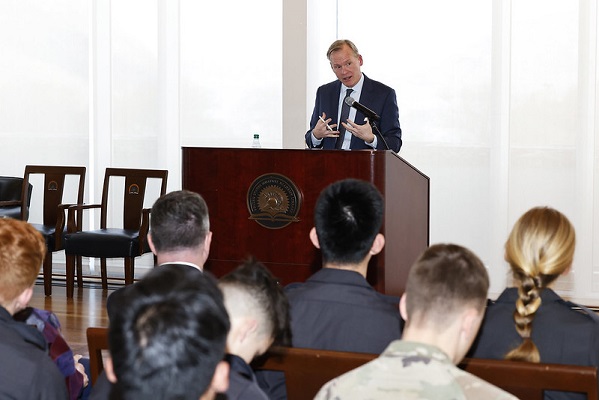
[147,233,156,255]
[309,227,320,249]
[399,294,408,322]
[202,231,213,258]
[104,357,117,384]
[239,318,258,344]
[15,286,33,312]
[369,233,385,255]
[460,307,483,342]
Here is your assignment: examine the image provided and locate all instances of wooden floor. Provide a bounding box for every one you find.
[28,280,115,357]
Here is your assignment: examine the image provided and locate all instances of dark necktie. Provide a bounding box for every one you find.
[335,88,354,149]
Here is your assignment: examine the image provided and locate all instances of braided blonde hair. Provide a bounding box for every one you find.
[504,207,575,362]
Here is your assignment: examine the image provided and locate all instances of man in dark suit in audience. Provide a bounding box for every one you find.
[103,264,230,399]
[106,189,211,317]
[257,179,402,399]
[92,190,214,398]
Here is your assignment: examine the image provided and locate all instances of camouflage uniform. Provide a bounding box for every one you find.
[314,340,518,400]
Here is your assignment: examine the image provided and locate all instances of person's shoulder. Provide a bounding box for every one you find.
[317,80,341,94]
[226,369,269,400]
[454,369,518,400]
[542,290,599,323]
[363,74,395,93]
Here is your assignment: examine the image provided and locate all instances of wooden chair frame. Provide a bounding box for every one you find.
[22,165,86,296]
[64,168,167,297]
[87,327,110,386]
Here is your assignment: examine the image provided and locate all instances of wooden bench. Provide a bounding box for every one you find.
[252,346,377,399]
[87,327,598,400]
[459,357,598,400]
[254,347,599,400]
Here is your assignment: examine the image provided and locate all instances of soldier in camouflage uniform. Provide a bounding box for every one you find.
[314,244,518,400]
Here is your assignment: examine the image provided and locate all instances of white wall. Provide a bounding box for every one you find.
[1,0,599,304]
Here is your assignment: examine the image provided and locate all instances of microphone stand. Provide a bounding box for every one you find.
[369,119,391,151]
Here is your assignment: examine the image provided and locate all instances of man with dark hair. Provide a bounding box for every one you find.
[286,179,401,353]
[257,179,401,399]
[219,259,290,399]
[106,190,210,317]
[104,264,230,400]
[314,244,517,399]
[93,190,216,398]
[145,189,211,270]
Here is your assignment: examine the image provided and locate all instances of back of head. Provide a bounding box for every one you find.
[0,219,45,304]
[109,265,229,399]
[314,179,384,265]
[219,259,290,347]
[404,243,489,330]
[150,190,210,253]
[504,206,575,363]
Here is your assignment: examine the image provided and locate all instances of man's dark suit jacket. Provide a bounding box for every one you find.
[256,268,403,399]
[469,287,599,400]
[305,74,402,152]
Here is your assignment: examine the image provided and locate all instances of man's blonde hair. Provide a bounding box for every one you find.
[327,39,360,60]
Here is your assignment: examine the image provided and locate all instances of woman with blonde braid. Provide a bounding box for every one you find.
[469,207,599,400]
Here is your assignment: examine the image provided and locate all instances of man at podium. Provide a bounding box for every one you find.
[305,39,402,152]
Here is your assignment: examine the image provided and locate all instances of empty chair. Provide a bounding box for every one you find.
[63,168,168,297]
[22,166,86,296]
[0,176,32,220]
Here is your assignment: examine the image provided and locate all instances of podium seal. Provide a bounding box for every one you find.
[247,173,302,229]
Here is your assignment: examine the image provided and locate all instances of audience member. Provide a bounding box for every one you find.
[0,218,69,399]
[14,306,90,400]
[93,190,216,398]
[106,189,211,317]
[469,206,599,400]
[305,39,402,151]
[257,179,402,399]
[315,243,517,399]
[103,264,230,400]
[218,259,290,400]
[286,179,401,352]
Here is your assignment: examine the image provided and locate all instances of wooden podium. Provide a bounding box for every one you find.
[182,147,429,296]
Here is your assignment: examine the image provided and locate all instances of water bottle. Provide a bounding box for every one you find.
[251,134,261,148]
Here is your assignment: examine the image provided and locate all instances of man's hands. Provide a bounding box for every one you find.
[74,354,90,388]
[313,113,339,140]
[341,117,375,144]
[313,112,375,144]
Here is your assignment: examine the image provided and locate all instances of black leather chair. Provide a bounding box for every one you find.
[0,176,32,220]
[63,168,168,297]
[23,166,86,296]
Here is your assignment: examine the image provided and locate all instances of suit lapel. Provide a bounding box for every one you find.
[324,81,343,149]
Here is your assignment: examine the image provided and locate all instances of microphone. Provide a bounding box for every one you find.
[345,97,380,121]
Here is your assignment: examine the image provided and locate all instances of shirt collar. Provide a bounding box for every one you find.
[342,73,364,97]
[158,261,203,272]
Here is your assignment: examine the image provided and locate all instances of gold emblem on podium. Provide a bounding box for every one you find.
[247,173,302,229]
